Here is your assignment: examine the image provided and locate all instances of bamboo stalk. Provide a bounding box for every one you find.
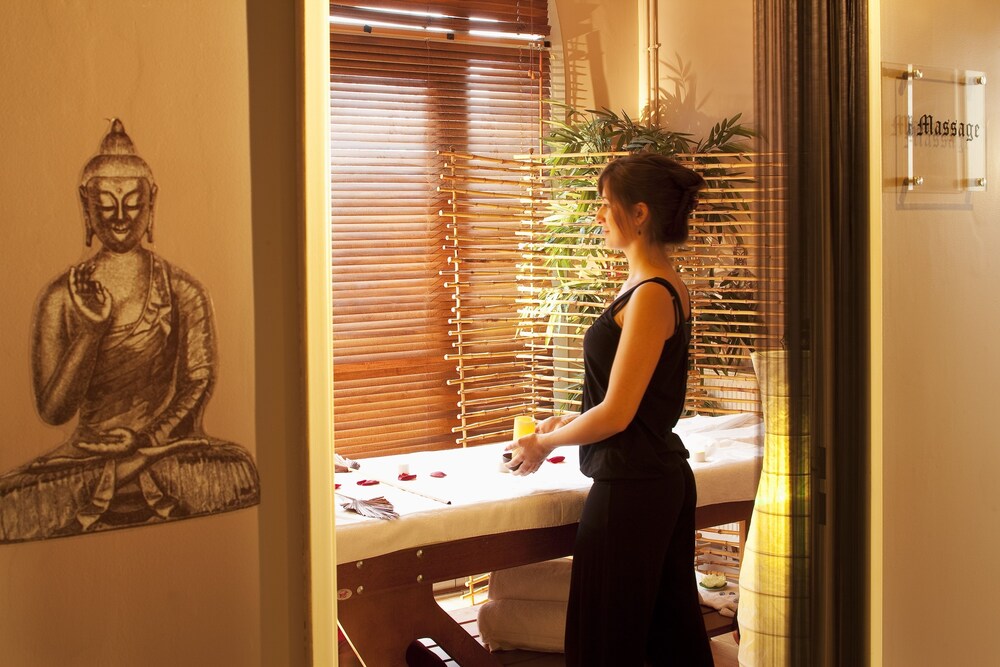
[445,371,526,385]
[458,392,538,407]
[514,150,758,161]
[438,161,534,175]
[456,403,534,420]
[451,360,527,373]
[448,317,522,326]
[438,151,535,166]
[442,269,524,278]
[450,301,520,312]
[441,211,539,220]
[439,174,527,187]
[438,186,533,199]
[522,341,586,351]
[455,432,506,445]
[444,350,523,361]
[450,413,529,432]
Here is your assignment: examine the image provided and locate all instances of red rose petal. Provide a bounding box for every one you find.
[397,472,417,481]
[429,471,447,478]
[546,455,566,464]
[334,483,341,489]
[357,479,380,486]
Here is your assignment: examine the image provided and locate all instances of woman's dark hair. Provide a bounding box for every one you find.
[597,153,706,245]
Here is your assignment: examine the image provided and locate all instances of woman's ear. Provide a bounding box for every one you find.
[632,202,650,224]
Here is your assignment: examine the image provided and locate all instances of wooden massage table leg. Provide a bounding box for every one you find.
[339,582,500,667]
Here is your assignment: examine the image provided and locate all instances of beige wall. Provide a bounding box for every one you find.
[0,1,264,665]
[880,0,1000,663]
[550,0,754,134]
[655,0,755,136]
[552,0,640,115]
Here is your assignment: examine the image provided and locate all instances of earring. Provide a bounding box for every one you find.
[85,225,94,247]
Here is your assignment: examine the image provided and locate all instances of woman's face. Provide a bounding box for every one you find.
[596,190,632,250]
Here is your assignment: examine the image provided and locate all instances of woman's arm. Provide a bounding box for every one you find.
[509,282,676,474]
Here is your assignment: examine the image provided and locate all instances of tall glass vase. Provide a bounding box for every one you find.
[738,350,810,666]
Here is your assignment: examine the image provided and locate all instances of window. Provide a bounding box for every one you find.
[330,0,550,457]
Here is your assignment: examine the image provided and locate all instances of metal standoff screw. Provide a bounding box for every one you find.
[908,69,923,79]
[905,176,924,187]
[356,560,364,569]
[977,178,987,187]
[417,575,424,583]
[416,549,423,558]
[356,586,364,595]
[976,75,987,85]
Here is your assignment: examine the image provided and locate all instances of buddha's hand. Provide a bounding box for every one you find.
[69,263,112,325]
[76,427,142,457]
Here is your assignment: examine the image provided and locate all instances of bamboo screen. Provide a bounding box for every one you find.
[439,152,541,446]
[443,151,770,447]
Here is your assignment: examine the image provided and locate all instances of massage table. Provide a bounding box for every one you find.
[335,413,762,666]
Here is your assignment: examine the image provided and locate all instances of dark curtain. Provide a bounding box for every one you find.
[754,1,871,665]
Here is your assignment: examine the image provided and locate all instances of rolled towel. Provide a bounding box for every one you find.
[477,598,567,653]
[488,557,573,602]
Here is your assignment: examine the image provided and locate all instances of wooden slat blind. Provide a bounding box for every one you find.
[330,0,549,458]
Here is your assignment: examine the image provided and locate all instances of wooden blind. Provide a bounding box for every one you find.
[330,0,549,458]
[445,151,769,445]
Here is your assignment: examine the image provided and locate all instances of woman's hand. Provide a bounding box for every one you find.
[505,432,554,475]
[504,414,575,475]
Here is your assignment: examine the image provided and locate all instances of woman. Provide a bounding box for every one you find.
[505,153,713,665]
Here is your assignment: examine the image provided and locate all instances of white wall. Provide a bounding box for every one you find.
[880,0,1000,663]
[0,2,262,664]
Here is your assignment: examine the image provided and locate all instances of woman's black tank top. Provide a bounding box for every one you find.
[578,277,692,480]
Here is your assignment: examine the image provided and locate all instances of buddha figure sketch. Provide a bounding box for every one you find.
[0,119,260,543]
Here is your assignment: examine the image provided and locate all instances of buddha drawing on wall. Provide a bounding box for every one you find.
[0,119,260,544]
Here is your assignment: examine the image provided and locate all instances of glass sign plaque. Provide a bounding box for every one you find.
[882,62,987,192]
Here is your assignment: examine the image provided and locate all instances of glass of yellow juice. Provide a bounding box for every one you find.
[503,415,535,471]
[513,415,535,439]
